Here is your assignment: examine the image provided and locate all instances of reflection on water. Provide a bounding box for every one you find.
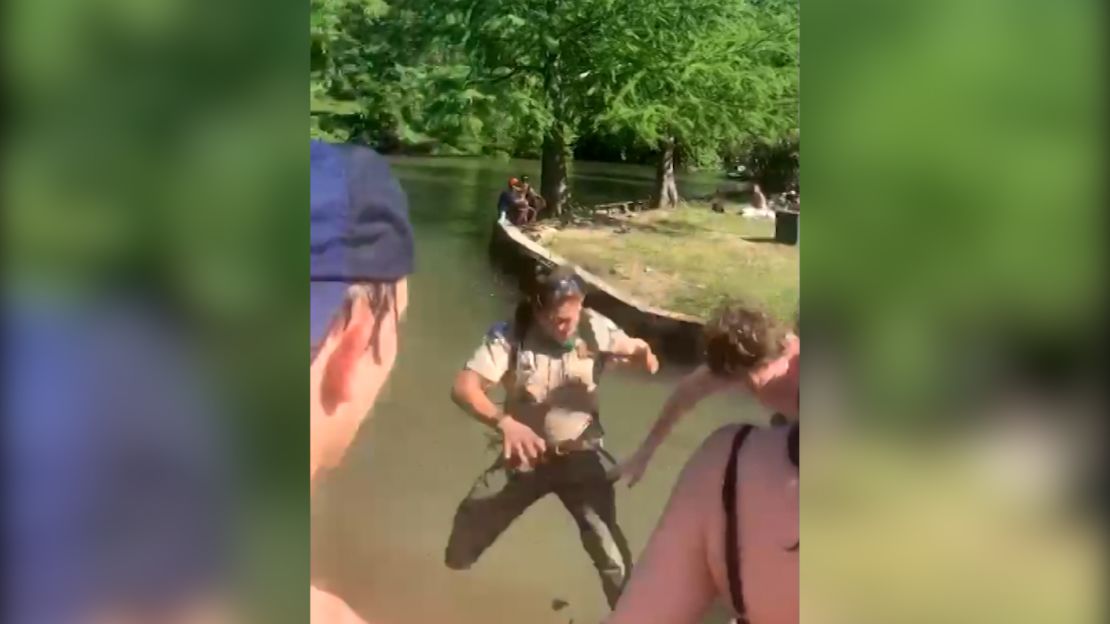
[314,157,759,624]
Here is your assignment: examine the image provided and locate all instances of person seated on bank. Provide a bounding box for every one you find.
[519,174,545,216]
[515,200,538,225]
[618,303,798,486]
[512,176,540,224]
[497,178,531,225]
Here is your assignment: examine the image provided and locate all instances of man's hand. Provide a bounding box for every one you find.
[610,339,659,375]
[641,345,660,375]
[616,446,656,488]
[497,416,547,466]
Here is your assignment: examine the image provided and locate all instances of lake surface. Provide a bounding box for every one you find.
[314,157,763,624]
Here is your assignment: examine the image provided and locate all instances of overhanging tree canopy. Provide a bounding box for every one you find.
[310,0,799,212]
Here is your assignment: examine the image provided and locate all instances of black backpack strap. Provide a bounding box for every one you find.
[507,332,522,376]
[507,303,532,375]
[788,422,799,468]
[723,424,755,621]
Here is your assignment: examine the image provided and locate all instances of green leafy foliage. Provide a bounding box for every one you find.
[310,0,798,170]
[590,0,798,166]
[746,133,800,193]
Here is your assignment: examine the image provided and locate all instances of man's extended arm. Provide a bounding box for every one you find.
[607,334,660,374]
[589,310,658,374]
[643,366,730,454]
[450,370,505,428]
[618,365,733,486]
[450,369,547,463]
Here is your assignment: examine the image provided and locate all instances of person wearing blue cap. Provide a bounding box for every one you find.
[310,140,414,624]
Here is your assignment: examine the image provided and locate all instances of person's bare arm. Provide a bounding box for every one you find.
[450,369,546,463]
[450,369,504,427]
[641,365,732,455]
[618,365,733,486]
[607,334,660,374]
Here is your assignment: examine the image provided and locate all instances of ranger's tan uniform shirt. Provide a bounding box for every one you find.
[465,309,629,441]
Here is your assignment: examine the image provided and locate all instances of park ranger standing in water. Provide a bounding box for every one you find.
[445,265,659,609]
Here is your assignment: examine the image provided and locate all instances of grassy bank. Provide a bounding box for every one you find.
[542,201,798,321]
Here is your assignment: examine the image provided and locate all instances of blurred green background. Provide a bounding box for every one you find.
[4,0,308,621]
[803,0,1104,622]
[804,0,1103,423]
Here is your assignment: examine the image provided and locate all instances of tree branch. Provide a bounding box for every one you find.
[555,0,632,50]
[482,62,544,85]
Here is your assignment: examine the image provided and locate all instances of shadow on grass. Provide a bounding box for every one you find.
[615,218,709,237]
[742,236,782,245]
[559,213,701,236]
[570,170,656,185]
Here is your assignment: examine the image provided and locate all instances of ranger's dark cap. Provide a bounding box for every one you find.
[311,140,414,345]
[533,265,585,305]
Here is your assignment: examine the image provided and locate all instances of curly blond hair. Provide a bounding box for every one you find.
[703,302,785,376]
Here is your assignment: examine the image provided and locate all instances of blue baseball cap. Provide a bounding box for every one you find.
[311,140,414,348]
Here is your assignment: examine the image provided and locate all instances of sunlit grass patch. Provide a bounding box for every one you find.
[546,202,799,321]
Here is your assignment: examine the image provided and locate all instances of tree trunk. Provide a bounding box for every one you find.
[652,138,680,209]
[541,127,569,220]
[540,37,571,221]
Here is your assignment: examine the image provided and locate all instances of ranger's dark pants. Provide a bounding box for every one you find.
[444,449,633,608]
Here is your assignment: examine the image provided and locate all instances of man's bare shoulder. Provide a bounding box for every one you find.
[683,424,792,492]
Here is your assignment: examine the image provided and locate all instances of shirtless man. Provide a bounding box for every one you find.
[619,304,799,487]
[310,140,414,623]
[608,423,798,624]
[519,174,545,218]
[609,304,799,624]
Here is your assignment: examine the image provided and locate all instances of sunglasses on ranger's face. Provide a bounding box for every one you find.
[538,273,585,302]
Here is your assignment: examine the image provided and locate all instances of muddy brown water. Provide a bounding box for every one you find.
[314,157,767,624]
